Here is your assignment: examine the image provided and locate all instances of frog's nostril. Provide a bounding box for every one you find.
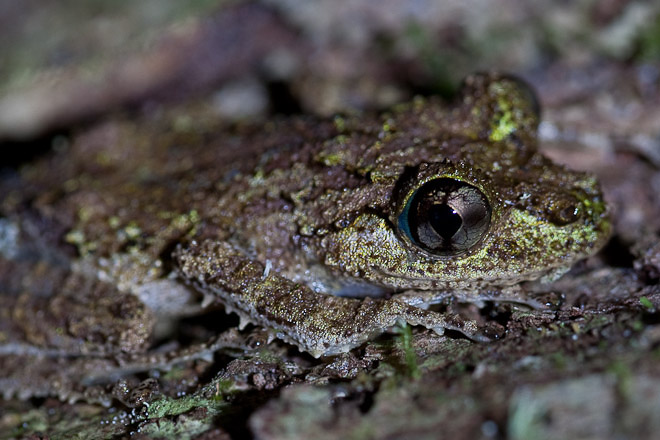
[558,206,578,223]
[545,196,580,226]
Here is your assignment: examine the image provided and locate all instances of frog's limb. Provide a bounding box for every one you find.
[0,259,155,356]
[395,285,543,309]
[175,240,486,358]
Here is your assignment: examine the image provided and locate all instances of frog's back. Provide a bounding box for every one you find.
[1,113,337,261]
[0,73,611,362]
[1,73,610,296]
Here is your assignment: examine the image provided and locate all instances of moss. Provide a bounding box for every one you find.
[133,387,231,439]
[333,115,346,133]
[639,296,655,311]
[636,14,660,61]
[507,389,547,440]
[631,319,645,332]
[394,323,421,380]
[489,98,517,142]
[607,360,633,401]
[147,395,213,419]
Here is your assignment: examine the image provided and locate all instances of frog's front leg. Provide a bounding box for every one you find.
[175,240,486,358]
[394,284,543,309]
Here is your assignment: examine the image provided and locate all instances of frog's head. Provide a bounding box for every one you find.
[322,158,610,290]
[319,74,611,290]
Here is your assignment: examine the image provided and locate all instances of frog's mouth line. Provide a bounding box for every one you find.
[370,263,570,290]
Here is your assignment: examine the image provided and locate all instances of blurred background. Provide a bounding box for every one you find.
[2,1,659,140]
[2,2,660,439]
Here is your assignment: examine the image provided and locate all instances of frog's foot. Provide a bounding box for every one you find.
[387,299,501,344]
[175,240,492,357]
[395,285,544,309]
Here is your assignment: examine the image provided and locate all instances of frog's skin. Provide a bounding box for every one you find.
[0,73,610,400]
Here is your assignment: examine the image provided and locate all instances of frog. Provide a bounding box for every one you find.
[0,73,610,402]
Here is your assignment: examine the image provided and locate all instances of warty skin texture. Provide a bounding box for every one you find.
[0,73,610,364]
[174,73,610,356]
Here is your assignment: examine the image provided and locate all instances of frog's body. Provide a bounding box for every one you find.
[0,73,609,394]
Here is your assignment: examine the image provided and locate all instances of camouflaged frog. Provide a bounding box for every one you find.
[0,73,610,396]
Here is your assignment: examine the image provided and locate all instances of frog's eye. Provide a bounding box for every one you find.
[398,178,491,255]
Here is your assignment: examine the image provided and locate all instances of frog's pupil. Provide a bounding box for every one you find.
[430,204,462,240]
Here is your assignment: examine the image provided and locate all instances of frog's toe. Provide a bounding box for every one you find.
[395,301,504,343]
[466,321,505,342]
